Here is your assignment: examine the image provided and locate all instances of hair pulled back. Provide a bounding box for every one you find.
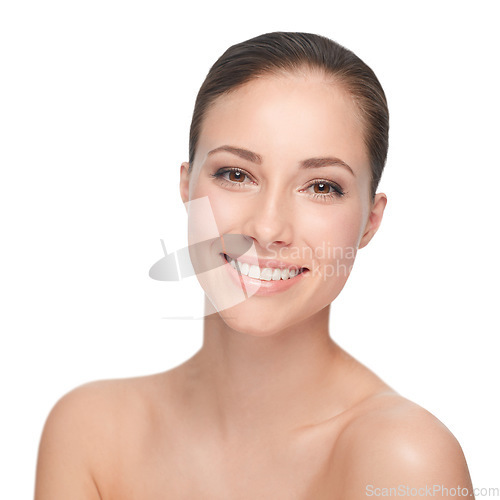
[189,31,389,199]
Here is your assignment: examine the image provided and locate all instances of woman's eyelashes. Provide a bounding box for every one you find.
[211,167,253,187]
[210,167,345,201]
[302,179,345,201]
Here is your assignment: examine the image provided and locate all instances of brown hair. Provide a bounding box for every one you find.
[188,31,389,199]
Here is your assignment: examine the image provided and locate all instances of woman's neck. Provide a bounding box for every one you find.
[179,298,365,442]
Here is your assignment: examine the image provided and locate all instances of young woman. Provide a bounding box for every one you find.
[35,32,475,499]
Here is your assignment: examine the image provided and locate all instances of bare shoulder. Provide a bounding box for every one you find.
[34,373,172,499]
[329,393,474,498]
[38,374,164,440]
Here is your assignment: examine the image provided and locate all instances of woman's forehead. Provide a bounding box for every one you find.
[196,74,369,171]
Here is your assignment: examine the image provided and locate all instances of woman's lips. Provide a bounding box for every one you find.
[220,253,309,296]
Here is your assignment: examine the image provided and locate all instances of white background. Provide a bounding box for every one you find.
[1,0,499,497]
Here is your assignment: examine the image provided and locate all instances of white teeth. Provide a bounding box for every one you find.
[272,268,281,281]
[260,268,273,281]
[248,265,260,279]
[224,254,303,281]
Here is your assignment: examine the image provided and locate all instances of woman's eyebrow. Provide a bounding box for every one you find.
[207,145,262,164]
[300,157,355,176]
[207,145,355,176]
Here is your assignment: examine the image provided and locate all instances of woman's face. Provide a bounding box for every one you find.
[180,71,386,336]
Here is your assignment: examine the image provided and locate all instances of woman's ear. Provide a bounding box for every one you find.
[179,161,190,208]
[358,193,387,249]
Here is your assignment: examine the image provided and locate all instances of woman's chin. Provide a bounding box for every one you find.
[221,316,288,337]
[214,302,306,338]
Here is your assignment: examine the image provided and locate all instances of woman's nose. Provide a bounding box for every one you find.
[241,187,294,251]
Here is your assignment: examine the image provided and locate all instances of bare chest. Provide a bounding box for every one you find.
[100,424,341,500]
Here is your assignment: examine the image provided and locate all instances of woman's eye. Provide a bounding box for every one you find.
[304,180,345,201]
[226,170,246,182]
[312,182,331,194]
[211,167,251,185]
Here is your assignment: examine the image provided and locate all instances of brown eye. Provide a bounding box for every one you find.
[313,182,331,194]
[228,170,245,182]
[303,180,345,202]
[212,167,253,185]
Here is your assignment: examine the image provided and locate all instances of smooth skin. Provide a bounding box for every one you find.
[35,70,474,499]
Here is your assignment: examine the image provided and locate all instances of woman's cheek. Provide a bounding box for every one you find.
[306,207,363,280]
[305,205,362,252]
[205,189,244,231]
[189,180,231,228]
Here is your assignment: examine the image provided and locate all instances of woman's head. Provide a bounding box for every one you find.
[179,32,388,336]
[188,31,389,201]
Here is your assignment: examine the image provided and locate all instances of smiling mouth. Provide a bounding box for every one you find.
[221,253,308,281]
